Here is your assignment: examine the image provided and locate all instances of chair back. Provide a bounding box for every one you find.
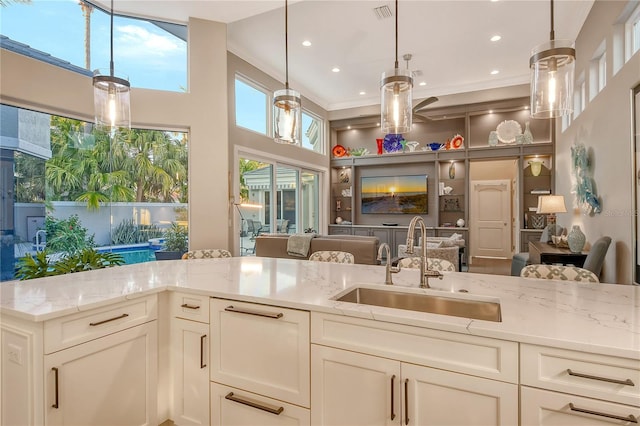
[309,250,355,264]
[397,257,455,271]
[582,236,611,277]
[182,249,232,260]
[520,264,599,283]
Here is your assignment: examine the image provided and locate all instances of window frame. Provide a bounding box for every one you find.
[234,73,271,136]
[625,2,640,62]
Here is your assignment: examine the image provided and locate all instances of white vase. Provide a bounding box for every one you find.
[488,131,499,146]
[567,225,586,253]
[523,121,534,144]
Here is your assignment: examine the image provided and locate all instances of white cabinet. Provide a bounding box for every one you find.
[210,383,310,426]
[520,344,640,426]
[210,298,310,408]
[171,291,210,425]
[44,321,157,426]
[311,345,517,426]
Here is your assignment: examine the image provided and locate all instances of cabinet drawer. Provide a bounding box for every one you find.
[521,387,640,426]
[521,344,640,406]
[311,312,518,383]
[170,291,210,323]
[44,295,157,354]
[210,383,310,426]
[210,298,310,407]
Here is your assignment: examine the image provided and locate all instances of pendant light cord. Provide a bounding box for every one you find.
[284,0,290,90]
[394,0,399,69]
[109,0,114,77]
[549,0,555,41]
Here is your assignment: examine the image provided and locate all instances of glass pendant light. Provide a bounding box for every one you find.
[273,0,301,145]
[93,0,131,132]
[381,0,413,134]
[530,0,575,119]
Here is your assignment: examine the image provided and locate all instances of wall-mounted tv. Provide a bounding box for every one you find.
[361,174,428,214]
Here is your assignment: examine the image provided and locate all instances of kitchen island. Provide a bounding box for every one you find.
[1,257,638,425]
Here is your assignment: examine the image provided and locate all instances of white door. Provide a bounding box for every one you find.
[470,180,511,259]
[403,363,518,426]
[172,318,209,426]
[44,322,157,426]
[311,345,401,426]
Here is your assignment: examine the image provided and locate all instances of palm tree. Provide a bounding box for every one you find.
[78,1,93,71]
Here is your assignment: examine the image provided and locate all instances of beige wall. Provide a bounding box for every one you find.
[556,0,640,284]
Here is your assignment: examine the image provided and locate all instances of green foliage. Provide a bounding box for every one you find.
[44,214,95,255]
[111,219,163,245]
[163,222,188,253]
[16,248,124,281]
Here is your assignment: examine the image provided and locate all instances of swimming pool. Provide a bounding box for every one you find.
[97,245,157,265]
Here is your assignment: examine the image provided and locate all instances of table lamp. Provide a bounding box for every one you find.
[536,195,566,238]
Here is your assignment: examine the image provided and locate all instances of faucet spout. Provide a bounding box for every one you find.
[405,216,441,288]
[377,243,400,285]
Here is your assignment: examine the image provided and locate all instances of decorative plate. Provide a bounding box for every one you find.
[332,144,347,157]
[383,134,403,153]
[451,134,464,149]
[496,120,522,144]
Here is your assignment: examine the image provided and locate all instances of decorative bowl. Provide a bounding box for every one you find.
[428,142,444,151]
[405,141,420,152]
[350,147,370,157]
[383,134,404,152]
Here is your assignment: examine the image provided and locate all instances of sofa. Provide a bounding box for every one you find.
[255,234,380,265]
[396,234,466,271]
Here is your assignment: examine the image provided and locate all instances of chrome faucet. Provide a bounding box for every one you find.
[377,243,401,285]
[405,216,443,288]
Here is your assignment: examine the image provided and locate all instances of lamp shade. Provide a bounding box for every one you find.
[381,68,413,134]
[274,88,302,145]
[530,39,575,118]
[537,195,567,214]
[93,70,131,131]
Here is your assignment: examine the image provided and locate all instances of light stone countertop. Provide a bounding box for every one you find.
[1,257,638,359]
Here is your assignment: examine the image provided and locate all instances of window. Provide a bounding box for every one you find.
[597,53,607,93]
[626,3,640,61]
[573,75,586,119]
[235,76,269,135]
[0,0,187,92]
[589,42,606,100]
[0,104,189,282]
[302,111,325,154]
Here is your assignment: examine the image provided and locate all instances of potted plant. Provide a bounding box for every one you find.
[155,222,188,260]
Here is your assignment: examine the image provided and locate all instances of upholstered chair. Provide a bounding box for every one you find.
[581,236,611,278]
[182,249,232,260]
[511,225,564,276]
[397,257,455,272]
[308,250,355,264]
[520,264,599,283]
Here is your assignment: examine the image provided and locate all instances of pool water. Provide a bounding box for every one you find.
[97,246,157,265]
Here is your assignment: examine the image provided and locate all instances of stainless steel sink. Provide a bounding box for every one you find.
[334,287,502,322]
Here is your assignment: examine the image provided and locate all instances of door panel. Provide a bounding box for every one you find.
[471,180,511,259]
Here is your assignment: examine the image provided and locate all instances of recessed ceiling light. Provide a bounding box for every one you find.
[490,35,501,42]
[332,67,340,73]
[359,91,366,95]
[419,82,426,86]
[376,122,380,126]
[302,40,311,47]
[491,70,499,75]
[347,125,351,130]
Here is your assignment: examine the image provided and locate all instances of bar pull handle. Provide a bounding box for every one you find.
[224,305,283,319]
[89,313,129,326]
[569,403,638,423]
[51,367,59,409]
[404,378,409,425]
[181,303,200,310]
[225,392,284,415]
[567,369,635,386]
[200,335,207,369]
[390,375,396,421]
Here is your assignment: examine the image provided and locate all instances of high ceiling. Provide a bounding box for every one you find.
[104,0,594,112]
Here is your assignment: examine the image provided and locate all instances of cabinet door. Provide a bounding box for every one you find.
[210,299,310,407]
[403,363,517,426]
[370,228,391,247]
[521,387,640,426]
[211,383,310,426]
[311,345,401,426]
[352,228,370,237]
[172,318,209,426]
[44,322,157,426]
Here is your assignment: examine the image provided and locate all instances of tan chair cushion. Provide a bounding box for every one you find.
[398,257,455,271]
[309,250,355,264]
[520,264,599,283]
[182,249,232,259]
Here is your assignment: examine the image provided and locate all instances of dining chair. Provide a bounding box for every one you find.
[182,249,232,259]
[397,257,455,271]
[308,250,355,264]
[510,225,564,276]
[581,236,611,278]
[520,264,599,283]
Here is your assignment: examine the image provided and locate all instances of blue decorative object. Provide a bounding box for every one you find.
[567,225,586,253]
[428,142,444,151]
[383,134,404,152]
[571,143,602,215]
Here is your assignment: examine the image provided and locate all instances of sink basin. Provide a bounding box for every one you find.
[333,287,502,322]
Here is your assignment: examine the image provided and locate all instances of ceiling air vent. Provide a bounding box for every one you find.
[373,5,393,19]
